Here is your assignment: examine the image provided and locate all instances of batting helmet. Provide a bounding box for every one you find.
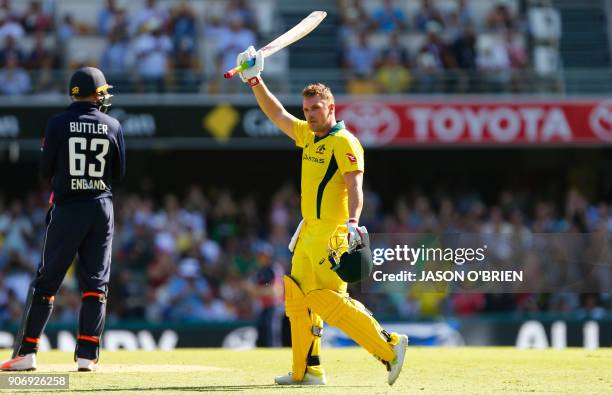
[69,67,113,113]
[328,225,373,283]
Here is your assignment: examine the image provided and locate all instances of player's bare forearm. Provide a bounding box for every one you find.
[344,171,364,221]
[251,79,298,140]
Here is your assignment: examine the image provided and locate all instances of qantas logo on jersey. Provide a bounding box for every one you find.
[346,153,357,164]
[303,153,325,164]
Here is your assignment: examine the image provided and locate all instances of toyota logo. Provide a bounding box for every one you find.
[589,100,612,142]
[338,102,400,146]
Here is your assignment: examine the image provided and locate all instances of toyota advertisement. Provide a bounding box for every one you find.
[2,98,612,148]
[336,99,612,146]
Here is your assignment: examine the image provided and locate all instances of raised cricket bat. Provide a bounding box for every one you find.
[223,11,327,79]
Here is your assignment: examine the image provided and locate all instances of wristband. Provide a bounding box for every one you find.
[248,76,260,87]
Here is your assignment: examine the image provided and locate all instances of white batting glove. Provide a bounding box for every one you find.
[236,45,264,83]
[346,218,366,247]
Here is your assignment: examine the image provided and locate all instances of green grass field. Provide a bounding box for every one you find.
[0,347,610,394]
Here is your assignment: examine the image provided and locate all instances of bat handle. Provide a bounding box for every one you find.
[224,58,257,79]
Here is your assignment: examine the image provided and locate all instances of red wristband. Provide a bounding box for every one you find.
[248,76,260,87]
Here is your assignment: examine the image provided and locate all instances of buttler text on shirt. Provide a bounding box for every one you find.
[69,122,109,135]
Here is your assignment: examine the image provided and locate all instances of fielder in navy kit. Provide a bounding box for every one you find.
[1,67,125,372]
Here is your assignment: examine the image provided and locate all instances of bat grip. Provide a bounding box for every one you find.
[224,58,257,79]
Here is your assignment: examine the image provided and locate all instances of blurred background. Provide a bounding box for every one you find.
[0,0,611,349]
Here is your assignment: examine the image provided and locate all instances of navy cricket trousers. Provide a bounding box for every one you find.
[34,197,114,295]
[14,197,114,359]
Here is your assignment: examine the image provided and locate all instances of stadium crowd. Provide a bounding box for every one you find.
[1,183,610,326]
[0,0,534,95]
[338,0,528,94]
[0,0,261,94]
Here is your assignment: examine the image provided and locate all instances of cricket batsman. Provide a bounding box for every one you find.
[235,46,408,386]
[1,67,125,372]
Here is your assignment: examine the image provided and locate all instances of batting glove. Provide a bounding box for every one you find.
[346,218,366,247]
[236,46,264,83]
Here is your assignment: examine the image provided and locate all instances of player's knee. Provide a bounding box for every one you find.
[33,291,55,306]
[81,291,107,304]
[284,276,308,317]
[305,289,346,325]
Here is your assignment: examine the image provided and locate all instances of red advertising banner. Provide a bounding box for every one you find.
[335,99,612,146]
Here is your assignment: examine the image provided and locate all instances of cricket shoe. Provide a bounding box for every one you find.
[387,334,408,386]
[77,358,98,372]
[0,353,37,371]
[274,371,327,385]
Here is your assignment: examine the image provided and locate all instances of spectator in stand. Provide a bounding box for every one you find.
[57,13,76,41]
[339,0,371,36]
[215,14,255,93]
[203,14,227,44]
[0,54,30,95]
[344,30,379,78]
[577,294,606,319]
[443,10,463,44]
[24,32,50,70]
[163,258,211,321]
[174,49,199,93]
[414,22,453,92]
[248,242,283,347]
[381,32,410,68]
[97,0,121,36]
[414,0,444,33]
[100,27,131,91]
[201,294,236,321]
[224,0,257,33]
[476,36,512,92]
[112,269,147,319]
[0,9,24,42]
[25,32,59,92]
[338,0,371,74]
[372,0,406,33]
[486,2,515,32]
[376,52,412,93]
[130,0,168,37]
[100,28,130,74]
[503,29,527,91]
[169,1,199,91]
[170,1,197,54]
[451,24,477,92]
[132,18,173,93]
[0,34,23,67]
[455,0,474,28]
[22,1,52,33]
[0,0,19,22]
[414,46,440,93]
[3,249,33,303]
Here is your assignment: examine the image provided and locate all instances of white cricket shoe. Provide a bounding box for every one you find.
[0,353,37,371]
[274,371,327,385]
[77,358,98,372]
[387,334,408,385]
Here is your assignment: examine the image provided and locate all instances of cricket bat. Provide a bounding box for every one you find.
[223,10,327,79]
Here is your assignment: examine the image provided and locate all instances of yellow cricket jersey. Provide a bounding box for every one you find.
[293,119,364,222]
